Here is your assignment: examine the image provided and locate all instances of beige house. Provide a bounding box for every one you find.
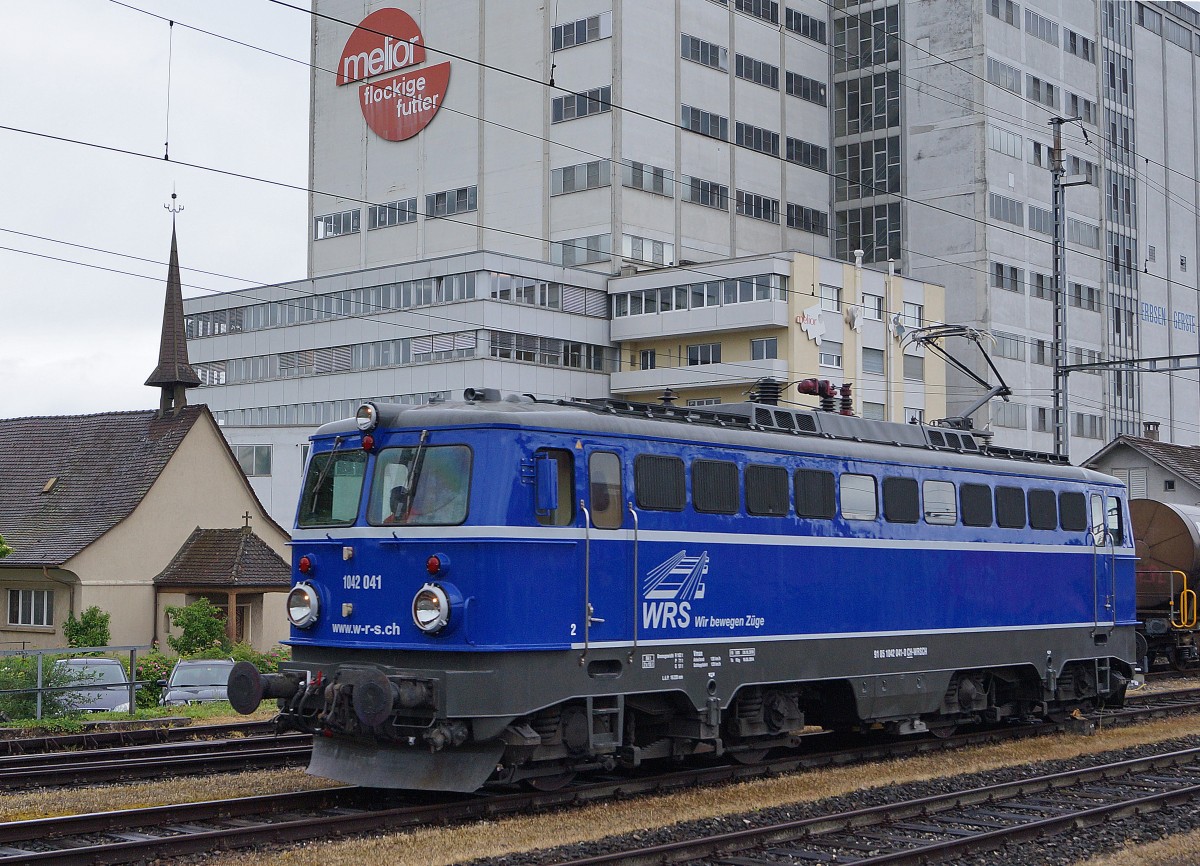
[0,226,292,651]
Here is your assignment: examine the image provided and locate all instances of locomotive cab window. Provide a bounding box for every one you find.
[368,444,472,526]
[995,485,1026,529]
[693,459,739,514]
[635,455,685,511]
[535,448,575,527]
[795,468,835,518]
[746,464,789,516]
[1027,489,1057,530]
[883,477,919,523]
[922,480,957,525]
[589,451,624,529]
[298,447,367,527]
[840,473,877,521]
[960,483,993,527]
[1107,495,1125,545]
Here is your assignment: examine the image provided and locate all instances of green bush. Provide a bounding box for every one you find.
[0,655,77,719]
[63,605,112,649]
[133,649,175,709]
[165,599,230,656]
[230,642,290,673]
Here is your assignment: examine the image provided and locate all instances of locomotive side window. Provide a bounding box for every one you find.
[960,483,993,527]
[1027,489,1057,530]
[840,474,877,521]
[298,448,367,527]
[746,464,789,516]
[922,480,957,525]
[369,445,472,526]
[535,449,575,527]
[794,469,836,518]
[995,485,1026,529]
[1059,492,1088,531]
[1107,496,1125,545]
[882,477,919,523]
[635,455,685,511]
[589,451,624,529]
[693,460,739,514]
[1090,494,1106,545]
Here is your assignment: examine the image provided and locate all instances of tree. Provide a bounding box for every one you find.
[0,533,11,559]
[165,599,231,656]
[63,605,112,649]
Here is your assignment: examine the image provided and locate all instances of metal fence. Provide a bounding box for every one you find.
[0,645,150,720]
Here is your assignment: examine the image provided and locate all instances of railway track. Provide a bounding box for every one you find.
[552,746,1200,865]
[0,719,278,756]
[2,687,1199,862]
[0,732,311,788]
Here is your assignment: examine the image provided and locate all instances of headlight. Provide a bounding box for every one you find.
[287,582,321,628]
[356,402,379,432]
[412,583,450,634]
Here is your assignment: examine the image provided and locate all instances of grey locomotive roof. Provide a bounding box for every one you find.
[316,396,1118,486]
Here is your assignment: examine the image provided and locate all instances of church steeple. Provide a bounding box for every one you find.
[145,199,200,416]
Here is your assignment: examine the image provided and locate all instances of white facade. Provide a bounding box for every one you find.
[187,0,1200,526]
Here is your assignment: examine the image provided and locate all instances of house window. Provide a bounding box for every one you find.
[551,86,612,123]
[861,401,885,420]
[639,349,656,370]
[681,34,729,71]
[820,284,842,312]
[862,347,885,374]
[862,293,884,320]
[368,199,417,229]
[313,209,361,240]
[552,11,612,50]
[680,105,730,141]
[8,588,53,627]
[688,342,722,365]
[425,186,478,218]
[683,176,730,210]
[819,341,843,368]
[903,354,924,381]
[751,337,778,360]
[236,445,273,477]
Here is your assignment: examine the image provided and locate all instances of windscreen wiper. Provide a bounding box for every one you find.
[307,435,346,513]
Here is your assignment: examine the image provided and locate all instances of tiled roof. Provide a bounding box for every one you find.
[1092,435,1200,487]
[144,227,201,390]
[154,527,291,588]
[0,406,204,566]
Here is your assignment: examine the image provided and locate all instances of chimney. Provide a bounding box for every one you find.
[1143,421,1160,441]
[853,249,864,269]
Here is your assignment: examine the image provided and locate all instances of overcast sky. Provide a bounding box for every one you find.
[1,1,312,418]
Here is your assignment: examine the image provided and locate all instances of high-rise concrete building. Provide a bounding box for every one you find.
[186,0,1200,524]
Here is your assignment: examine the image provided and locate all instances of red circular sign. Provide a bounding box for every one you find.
[337,8,450,141]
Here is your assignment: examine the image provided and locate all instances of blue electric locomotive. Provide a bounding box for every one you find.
[229,388,1138,791]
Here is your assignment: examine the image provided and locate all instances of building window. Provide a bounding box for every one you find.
[1029,272,1052,300]
[639,349,656,370]
[683,176,730,210]
[687,397,722,407]
[1028,205,1053,236]
[993,331,1025,361]
[785,71,827,106]
[734,0,779,24]
[987,0,1020,26]
[906,407,925,424]
[1024,8,1059,44]
[820,284,841,312]
[786,203,829,236]
[991,262,1024,293]
[552,11,612,50]
[1071,412,1104,439]
[1026,74,1058,109]
[903,354,924,381]
[680,104,729,141]
[8,588,53,627]
[736,54,779,89]
[862,293,884,320]
[986,57,1021,93]
[622,234,674,265]
[987,125,1022,159]
[786,137,827,171]
[989,192,1023,226]
[861,401,885,420]
[735,122,780,156]
[551,233,611,266]
[751,337,778,360]
[994,400,1027,429]
[1068,218,1101,249]
[623,162,674,196]
[1064,28,1095,62]
[681,33,729,71]
[819,341,843,368]
[688,342,722,365]
[551,160,611,195]
[426,186,478,218]
[902,302,923,327]
[736,190,780,223]
[368,199,417,229]
[552,86,611,123]
[313,209,360,240]
[1069,282,1100,311]
[862,347,885,374]
[235,445,273,477]
[785,8,826,43]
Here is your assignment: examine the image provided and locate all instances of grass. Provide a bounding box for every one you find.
[0,702,276,735]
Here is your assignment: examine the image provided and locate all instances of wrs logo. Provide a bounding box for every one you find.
[641,550,709,630]
[337,8,450,141]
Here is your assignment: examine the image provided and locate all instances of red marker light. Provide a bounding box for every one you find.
[362,434,375,451]
[298,555,313,574]
[426,554,442,575]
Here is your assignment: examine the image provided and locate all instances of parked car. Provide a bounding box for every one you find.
[158,659,236,706]
[56,657,135,713]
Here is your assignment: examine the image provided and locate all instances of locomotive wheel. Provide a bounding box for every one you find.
[929,723,958,739]
[729,748,770,764]
[525,770,577,791]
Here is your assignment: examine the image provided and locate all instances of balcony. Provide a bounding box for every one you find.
[610,300,789,341]
[610,358,790,394]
